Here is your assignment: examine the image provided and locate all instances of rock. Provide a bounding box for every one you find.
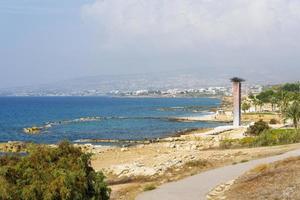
[3,141,26,152]
[108,163,157,177]
[23,126,42,134]
[121,147,129,152]
[166,143,176,148]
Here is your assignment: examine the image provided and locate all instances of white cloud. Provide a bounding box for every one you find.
[79,0,300,82]
[81,0,300,50]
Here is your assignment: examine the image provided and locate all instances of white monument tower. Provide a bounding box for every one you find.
[231,77,245,127]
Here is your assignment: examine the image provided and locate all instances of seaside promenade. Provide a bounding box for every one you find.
[136,148,300,200]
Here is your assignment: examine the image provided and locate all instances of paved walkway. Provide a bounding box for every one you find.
[136,149,300,200]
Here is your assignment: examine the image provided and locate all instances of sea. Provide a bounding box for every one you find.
[0,97,225,144]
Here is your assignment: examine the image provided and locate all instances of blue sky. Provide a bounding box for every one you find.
[1,0,300,88]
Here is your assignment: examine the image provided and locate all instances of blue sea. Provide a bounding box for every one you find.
[0,97,224,144]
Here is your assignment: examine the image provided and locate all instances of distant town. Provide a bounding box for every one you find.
[0,85,263,97]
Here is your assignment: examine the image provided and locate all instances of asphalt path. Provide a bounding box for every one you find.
[136,149,300,200]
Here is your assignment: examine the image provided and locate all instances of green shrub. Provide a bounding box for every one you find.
[143,184,157,191]
[220,137,256,149]
[185,160,210,168]
[0,141,110,200]
[238,137,256,147]
[221,129,300,149]
[269,118,279,124]
[253,129,300,147]
[246,120,270,136]
[219,139,241,149]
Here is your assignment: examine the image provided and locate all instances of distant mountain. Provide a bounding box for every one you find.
[0,70,298,96]
[0,72,228,95]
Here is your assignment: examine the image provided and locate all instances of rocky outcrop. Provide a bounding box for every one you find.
[0,141,27,152]
[206,180,235,200]
[105,162,158,177]
[73,143,113,154]
[103,152,199,177]
[23,126,42,134]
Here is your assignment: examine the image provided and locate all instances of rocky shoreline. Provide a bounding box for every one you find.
[2,124,298,200]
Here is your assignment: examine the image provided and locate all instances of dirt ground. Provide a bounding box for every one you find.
[223,156,300,200]
[91,140,300,200]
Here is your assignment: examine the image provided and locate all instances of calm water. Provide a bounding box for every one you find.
[0,97,224,144]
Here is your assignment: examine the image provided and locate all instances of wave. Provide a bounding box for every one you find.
[157,105,215,112]
[23,117,103,134]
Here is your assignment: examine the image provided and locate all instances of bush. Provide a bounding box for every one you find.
[220,129,300,148]
[143,184,157,191]
[246,120,270,136]
[253,129,300,147]
[269,118,279,125]
[239,137,256,147]
[220,137,256,149]
[0,141,110,200]
[219,139,243,149]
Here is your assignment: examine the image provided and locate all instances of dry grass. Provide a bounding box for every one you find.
[143,184,157,191]
[100,143,300,200]
[242,113,282,123]
[224,156,300,200]
[107,159,217,200]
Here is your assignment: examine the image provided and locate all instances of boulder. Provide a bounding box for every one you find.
[23,126,42,134]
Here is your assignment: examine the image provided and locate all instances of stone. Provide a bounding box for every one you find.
[121,147,129,152]
[23,126,42,134]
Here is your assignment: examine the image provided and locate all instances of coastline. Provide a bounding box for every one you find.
[0,96,229,149]
[0,96,240,200]
[1,121,297,200]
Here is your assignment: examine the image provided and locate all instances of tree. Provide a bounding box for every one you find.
[281,82,300,93]
[0,141,111,200]
[257,100,264,112]
[245,120,270,136]
[242,102,250,113]
[284,101,300,129]
[278,90,292,113]
[270,96,278,112]
[250,96,259,112]
[256,89,274,104]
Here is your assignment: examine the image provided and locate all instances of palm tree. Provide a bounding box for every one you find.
[279,90,291,113]
[270,96,277,112]
[250,96,259,112]
[257,100,264,112]
[242,102,250,113]
[284,101,300,129]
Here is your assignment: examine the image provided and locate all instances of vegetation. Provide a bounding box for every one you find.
[246,82,300,130]
[221,129,300,149]
[242,102,250,113]
[249,82,300,113]
[224,156,300,200]
[269,118,279,124]
[253,129,300,146]
[245,120,270,136]
[283,101,300,128]
[143,184,157,191]
[0,141,110,200]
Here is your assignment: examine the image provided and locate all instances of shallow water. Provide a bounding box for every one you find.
[0,97,224,144]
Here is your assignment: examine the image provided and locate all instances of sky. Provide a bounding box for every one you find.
[1,0,300,88]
